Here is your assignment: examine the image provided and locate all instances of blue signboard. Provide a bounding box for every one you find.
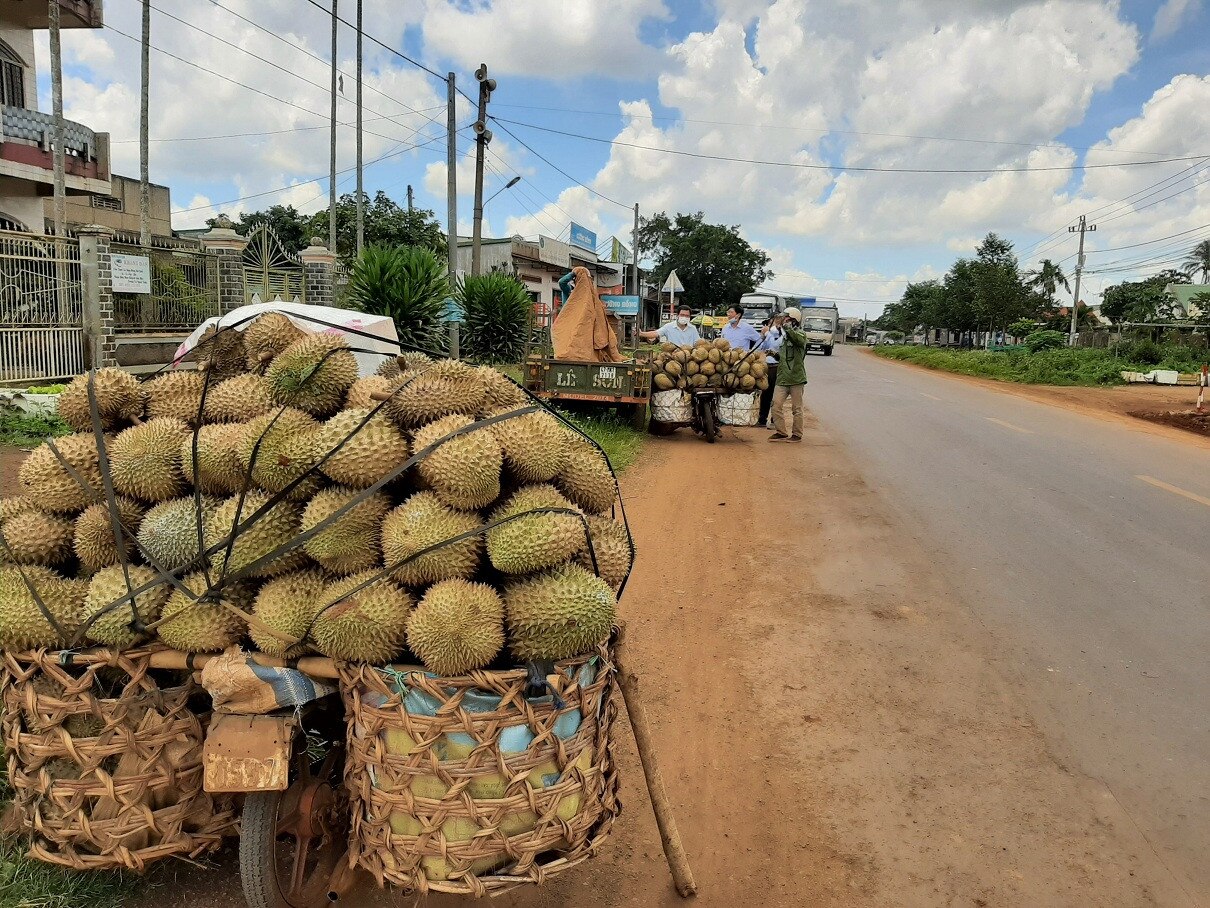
[443,296,463,323]
[601,294,639,316]
[569,222,597,252]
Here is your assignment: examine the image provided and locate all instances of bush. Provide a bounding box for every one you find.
[0,407,71,446]
[345,245,449,354]
[1025,330,1065,352]
[1113,339,1163,366]
[457,272,534,364]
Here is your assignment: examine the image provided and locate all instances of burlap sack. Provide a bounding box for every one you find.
[552,266,624,363]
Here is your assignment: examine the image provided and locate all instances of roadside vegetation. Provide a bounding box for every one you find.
[0,409,71,448]
[874,341,1206,386]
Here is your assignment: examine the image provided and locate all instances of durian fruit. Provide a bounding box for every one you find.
[504,563,617,661]
[0,510,74,566]
[180,424,247,495]
[56,368,144,432]
[265,333,359,417]
[574,516,633,592]
[137,496,215,571]
[195,324,247,379]
[487,408,568,483]
[478,366,529,412]
[73,497,144,573]
[109,418,191,503]
[0,496,35,522]
[739,374,756,391]
[380,492,482,587]
[250,568,327,658]
[346,375,397,409]
[22,677,103,737]
[713,337,731,351]
[486,485,586,576]
[383,360,486,428]
[653,374,674,391]
[157,572,254,652]
[202,373,274,423]
[400,351,433,372]
[83,565,169,649]
[311,572,413,663]
[314,408,409,489]
[142,370,206,424]
[411,415,502,510]
[205,492,307,578]
[237,408,322,500]
[0,566,88,650]
[17,434,104,513]
[301,488,389,574]
[555,436,616,514]
[242,312,307,369]
[406,579,505,676]
[375,356,403,379]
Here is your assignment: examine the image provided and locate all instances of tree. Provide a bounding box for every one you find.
[1100,270,1190,323]
[345,245,449,353]
[208,205,313,254]
[1025,259,1070,307]
[310,191,446,262]
[1189,291,1210,327]
[1182,239,1210,284]
[637,211,772,313]
[876,280,942,337]
[971,233,1031,341]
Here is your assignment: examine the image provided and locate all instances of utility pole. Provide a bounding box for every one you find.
[49,0,65,241]
[1068,215,1096,346]
[354,0,363,257]
[470,63,496,278]
[328,0,338,256]
[139,0,151,248]
[632,203,639,296]
[407,185,414,212]
[446,73,459,359]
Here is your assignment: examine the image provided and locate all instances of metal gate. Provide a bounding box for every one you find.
[112,245,220,331]
[242,226,305,305]
[0,231,84,383]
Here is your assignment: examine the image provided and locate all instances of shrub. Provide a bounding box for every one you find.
[345,245,449,354]
[1114,339,1163,366]
[457,272,534,364]
[1025,330,1066,352]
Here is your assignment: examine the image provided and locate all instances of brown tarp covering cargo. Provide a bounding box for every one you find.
[552,266,624,362]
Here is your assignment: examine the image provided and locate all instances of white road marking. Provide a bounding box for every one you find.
[985,417,1033,434]
[920,392,941,401]
[1136,475,1210,509]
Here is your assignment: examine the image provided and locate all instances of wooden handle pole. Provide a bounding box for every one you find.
[614,625,697,898]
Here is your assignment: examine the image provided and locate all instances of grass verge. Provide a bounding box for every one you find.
[0,409,71,448]
[873,343,1208,386]
[562,411,645,473]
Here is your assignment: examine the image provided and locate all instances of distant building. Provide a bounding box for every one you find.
[0,0,110,231]
[1164,283,1209,320]
[44,172,174,242]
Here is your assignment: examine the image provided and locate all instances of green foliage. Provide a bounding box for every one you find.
[1182,239,1210,284]
[210,204,312,253]
[637,211,772,313]
[1024,330,1065,352]
[0,408,71,447]
[23,384,65,395]
[345,245,449,355]
[1008,318,1037,338]
[560,411,644,473]
[1100,270,1190,323]
[1190,291,1210,327]
[457,272,534,364]
[0,836,139,908]
[1025,259,1070,305]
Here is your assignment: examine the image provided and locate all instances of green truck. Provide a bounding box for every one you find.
[523,354,652,430]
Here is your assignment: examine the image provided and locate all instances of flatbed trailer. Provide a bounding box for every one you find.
[523,354,652,430]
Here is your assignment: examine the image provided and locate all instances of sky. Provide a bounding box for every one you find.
[34,0,1210,318]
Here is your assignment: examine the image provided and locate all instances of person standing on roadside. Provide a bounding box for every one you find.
[758,314,784,427]
[769,307,807,442]
[722,306,762,351]
[639,304,700,346]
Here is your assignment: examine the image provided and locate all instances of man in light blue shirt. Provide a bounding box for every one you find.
[758,315,784,427]
[722,306,762,351]
[640,304,700,346]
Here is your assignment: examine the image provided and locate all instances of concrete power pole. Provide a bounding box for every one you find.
[446,73,459,358]
[470,63,496,278]
[139,0,151,248]
[632,203,639,296]
[1068,215,1096,346]
[407,185,414,212]
[354,0,363,256]
[48,0,66,240]
[328,0,338,256]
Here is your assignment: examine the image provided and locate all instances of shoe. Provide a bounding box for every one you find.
[789,435,803,442]
[769,433,789,441]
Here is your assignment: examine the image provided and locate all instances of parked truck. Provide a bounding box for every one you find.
[739,292,838,355]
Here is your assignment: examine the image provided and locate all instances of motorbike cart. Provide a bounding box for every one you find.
[648,387,722,443]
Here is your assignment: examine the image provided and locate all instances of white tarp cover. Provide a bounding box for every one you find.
[172,299,400,377]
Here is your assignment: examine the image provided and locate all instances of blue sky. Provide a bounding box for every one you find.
[41,0,1210,317]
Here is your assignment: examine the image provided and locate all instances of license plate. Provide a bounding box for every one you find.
[203,715,293,792]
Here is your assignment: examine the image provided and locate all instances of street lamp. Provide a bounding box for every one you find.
[484,176,521,207]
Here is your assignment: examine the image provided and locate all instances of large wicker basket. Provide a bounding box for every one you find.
[340,644,620,897]
[0,647,238,871]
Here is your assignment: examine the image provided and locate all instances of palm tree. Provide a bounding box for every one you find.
[1025,259,1070,306]
[1182,239,1210,284]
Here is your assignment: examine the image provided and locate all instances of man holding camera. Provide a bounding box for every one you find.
[769,307,807,442]
[758,314,784,427]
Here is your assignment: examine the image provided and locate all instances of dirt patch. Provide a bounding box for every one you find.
[1129,409,1210,437]
[1,444,22,497]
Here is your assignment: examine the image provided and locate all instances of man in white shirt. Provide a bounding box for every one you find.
[758,315,784,427]
[639,305,700,346]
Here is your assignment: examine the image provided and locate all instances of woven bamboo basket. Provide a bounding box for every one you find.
[340,643,620,897]
[0,647,238,871]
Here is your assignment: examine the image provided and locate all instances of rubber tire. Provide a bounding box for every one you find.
[701,403,717,443]
[240,791,291,908]
[629,403,648,432]
[824,346,834,356]
[647,419,677,436]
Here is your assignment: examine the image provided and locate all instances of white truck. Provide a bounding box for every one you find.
[739,293,838,355]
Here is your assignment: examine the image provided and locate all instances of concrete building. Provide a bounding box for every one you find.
[45,172,173,241]
[0,0,110,231]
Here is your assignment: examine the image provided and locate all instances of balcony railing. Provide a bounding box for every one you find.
[0,0,103,29]
[0,106,109,185]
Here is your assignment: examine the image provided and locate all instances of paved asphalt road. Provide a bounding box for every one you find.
[804,346,1209,903]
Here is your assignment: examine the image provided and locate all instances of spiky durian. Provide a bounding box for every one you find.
[72,497,144,573]
[205,492,307,579]
[406,579,504,676]
[180,424,247,495]
[236,408,322,500]
[313,408,409,489]
[202,373,275,423]
[109,418,191,503]
[574,515,633,592]
[195,324,247,379]
[310,571,413,663]
[142,370,206,424]
[487,407,568,483]
[250,568,327,658]
[265,333,359,417]
[17,434,104,513]
[136,496,216,572]
[157,572,253,652]
[382,360,485,427]
[0,566,88,650]
[554,435,617,514]
[57,368,144,432]
[301,488,388,574]
[83,565,169,649]
[380,492,483,587]
[345,375,398,409]
[477,365,529,412]
[0,510,74,566]
[0,496,35,522]
[411,414,502,510]
[504,563,616,661]
[242,312,307,369]
[486,485,586,575]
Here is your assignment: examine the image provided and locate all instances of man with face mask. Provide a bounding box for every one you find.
[639,304,700,346]
[769,307,807,442]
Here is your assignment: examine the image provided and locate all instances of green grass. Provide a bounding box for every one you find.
[873,343,1208,386]
[0,837,138,908]
[562,411,645,473]
[21,385,65,396]
[0,410,71,448]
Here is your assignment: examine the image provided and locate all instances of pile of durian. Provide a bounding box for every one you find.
[0,313,630,677]
[650,338,769,393]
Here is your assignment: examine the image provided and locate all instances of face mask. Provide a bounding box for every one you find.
[677,316,690,327]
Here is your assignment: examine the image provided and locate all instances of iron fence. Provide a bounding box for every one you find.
[0,231,84,382]
[112,245,220,332]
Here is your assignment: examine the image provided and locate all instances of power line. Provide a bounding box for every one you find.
[489,121,631,211]
[491,116,1210,175]
[1087,222,1210,253]
[109,106,446,145]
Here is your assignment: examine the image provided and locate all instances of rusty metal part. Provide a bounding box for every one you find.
[204,715,294,793]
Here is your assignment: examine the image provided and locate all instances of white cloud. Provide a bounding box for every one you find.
[1151,0,1203,41]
